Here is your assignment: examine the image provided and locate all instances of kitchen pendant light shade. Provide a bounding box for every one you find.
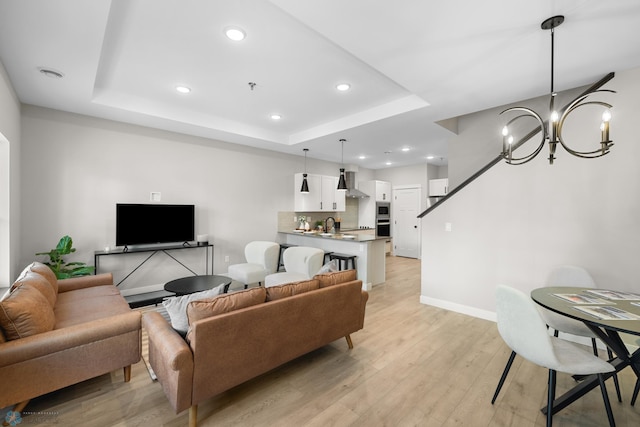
[337,169,347,191]
[337,138,347,191]
[300,148,310,193]
[301,173,310,193]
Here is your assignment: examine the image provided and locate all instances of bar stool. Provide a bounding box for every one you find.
[323,251,334,264]
[276,244,296,271]
[329,253,357,271]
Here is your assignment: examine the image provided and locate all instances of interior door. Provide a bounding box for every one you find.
[393,187,421,258]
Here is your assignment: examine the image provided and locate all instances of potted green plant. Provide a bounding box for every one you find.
[36,235,95,279]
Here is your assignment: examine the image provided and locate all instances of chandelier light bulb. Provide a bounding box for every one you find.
[602,109,612,122]
[502,126,509,136]
[550,111,559,123]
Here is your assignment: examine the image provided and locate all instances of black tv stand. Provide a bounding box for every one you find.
[94,243,213,287]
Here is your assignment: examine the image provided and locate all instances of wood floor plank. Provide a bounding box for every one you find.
[6,255,640,426]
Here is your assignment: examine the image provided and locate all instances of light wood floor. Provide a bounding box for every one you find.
[12,256,640,426]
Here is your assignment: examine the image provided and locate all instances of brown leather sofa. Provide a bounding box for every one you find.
[143,269,368,427]
[0,262,142,416]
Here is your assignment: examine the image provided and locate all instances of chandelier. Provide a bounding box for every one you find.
[500,15,615,165]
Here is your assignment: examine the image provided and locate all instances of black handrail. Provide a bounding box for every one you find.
[418,72,615,219]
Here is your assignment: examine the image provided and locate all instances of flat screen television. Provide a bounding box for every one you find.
[116,203,195,247]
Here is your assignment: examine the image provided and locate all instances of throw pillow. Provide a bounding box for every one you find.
[187,287,266,325]
[316,259,338,275]
[266,279,319,301]
[314,269,357,288]
[162,284,226,335]
[0,283,56,340]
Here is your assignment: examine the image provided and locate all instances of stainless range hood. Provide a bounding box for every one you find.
[345,171,369,199]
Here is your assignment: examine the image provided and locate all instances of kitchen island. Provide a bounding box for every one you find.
[278,230,388,290]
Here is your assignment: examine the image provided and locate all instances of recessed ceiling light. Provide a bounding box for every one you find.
[270,114,282,120]
[336,83,351,91]
[358,155,366,160]
[225,27,246,41]
[427,155,435,160]
[385,162,392,166]
[175,86,191,94]
[38,67,64,79]
[402,147,410,152]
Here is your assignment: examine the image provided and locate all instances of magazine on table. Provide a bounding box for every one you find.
[552,293,610,304]
[573,305,640,320]
[585,289,640,301]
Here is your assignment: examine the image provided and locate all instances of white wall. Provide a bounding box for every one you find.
[375,162,440,213]
[421,66,640,320]
[18,105,348,290]
[0,60,21,285]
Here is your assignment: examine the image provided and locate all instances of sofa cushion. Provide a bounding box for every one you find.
[162,284,226,335]
[11,272,57,307]
[27,262,59,294]
[12,262,58,294]
[53,285,131,329]
[314,269,357,288]
[0,283,56,340]
[265,279,319,302]
[187,287,266,326]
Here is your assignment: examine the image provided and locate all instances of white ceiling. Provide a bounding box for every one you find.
[1,0,640,169]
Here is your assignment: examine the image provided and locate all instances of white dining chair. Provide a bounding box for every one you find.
[494,285,616,427]
[227,241,280,288]
[492,265,622,404]
[264,246,324,287]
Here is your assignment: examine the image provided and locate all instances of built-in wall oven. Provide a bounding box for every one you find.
[376,202,391,237]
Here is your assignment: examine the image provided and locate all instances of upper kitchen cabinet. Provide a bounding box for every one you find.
[294,173,345,212]
[376,181,392,202]
[429,178,449,197]
[321,175,346,212]
[360,180,392,202]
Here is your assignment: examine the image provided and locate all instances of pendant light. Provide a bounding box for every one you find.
[500,15,615,165]
[337,139,347,191]
[300,148,310,193]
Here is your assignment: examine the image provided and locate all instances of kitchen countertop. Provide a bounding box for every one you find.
[279,230,389,242]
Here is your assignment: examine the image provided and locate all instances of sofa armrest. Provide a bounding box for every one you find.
[57,273,114,293]
[143,311,194,413]
[0,310,140,368]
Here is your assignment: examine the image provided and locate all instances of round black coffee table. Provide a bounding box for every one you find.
[164,275,232,296]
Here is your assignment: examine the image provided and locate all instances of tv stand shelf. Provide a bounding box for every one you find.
[94,243,214,288]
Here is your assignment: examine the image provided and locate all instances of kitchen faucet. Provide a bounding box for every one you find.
[325,217,336,233]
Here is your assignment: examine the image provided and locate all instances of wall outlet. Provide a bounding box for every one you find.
[150,192,161,202]
[293,216,297,222]
[445,222,452,232]
[224,255,229,263]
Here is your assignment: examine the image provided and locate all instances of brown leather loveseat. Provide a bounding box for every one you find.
[0,262,142,416]
[143,269,368,427]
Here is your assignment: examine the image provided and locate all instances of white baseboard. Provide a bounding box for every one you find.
[420,295,496,322]
[420,295,640,352]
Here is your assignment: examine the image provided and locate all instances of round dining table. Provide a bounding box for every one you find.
[531,286,640,414]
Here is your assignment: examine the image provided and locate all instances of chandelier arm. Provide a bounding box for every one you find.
[556,94,614,157]
[505,141,546,165]
[499,107,546,163]
[560,148,611,159]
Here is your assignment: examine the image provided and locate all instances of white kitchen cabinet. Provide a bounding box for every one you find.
[360,180,392,202]
[429,178,449,197]
[294,173,345,212]
[376,181,392,202]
